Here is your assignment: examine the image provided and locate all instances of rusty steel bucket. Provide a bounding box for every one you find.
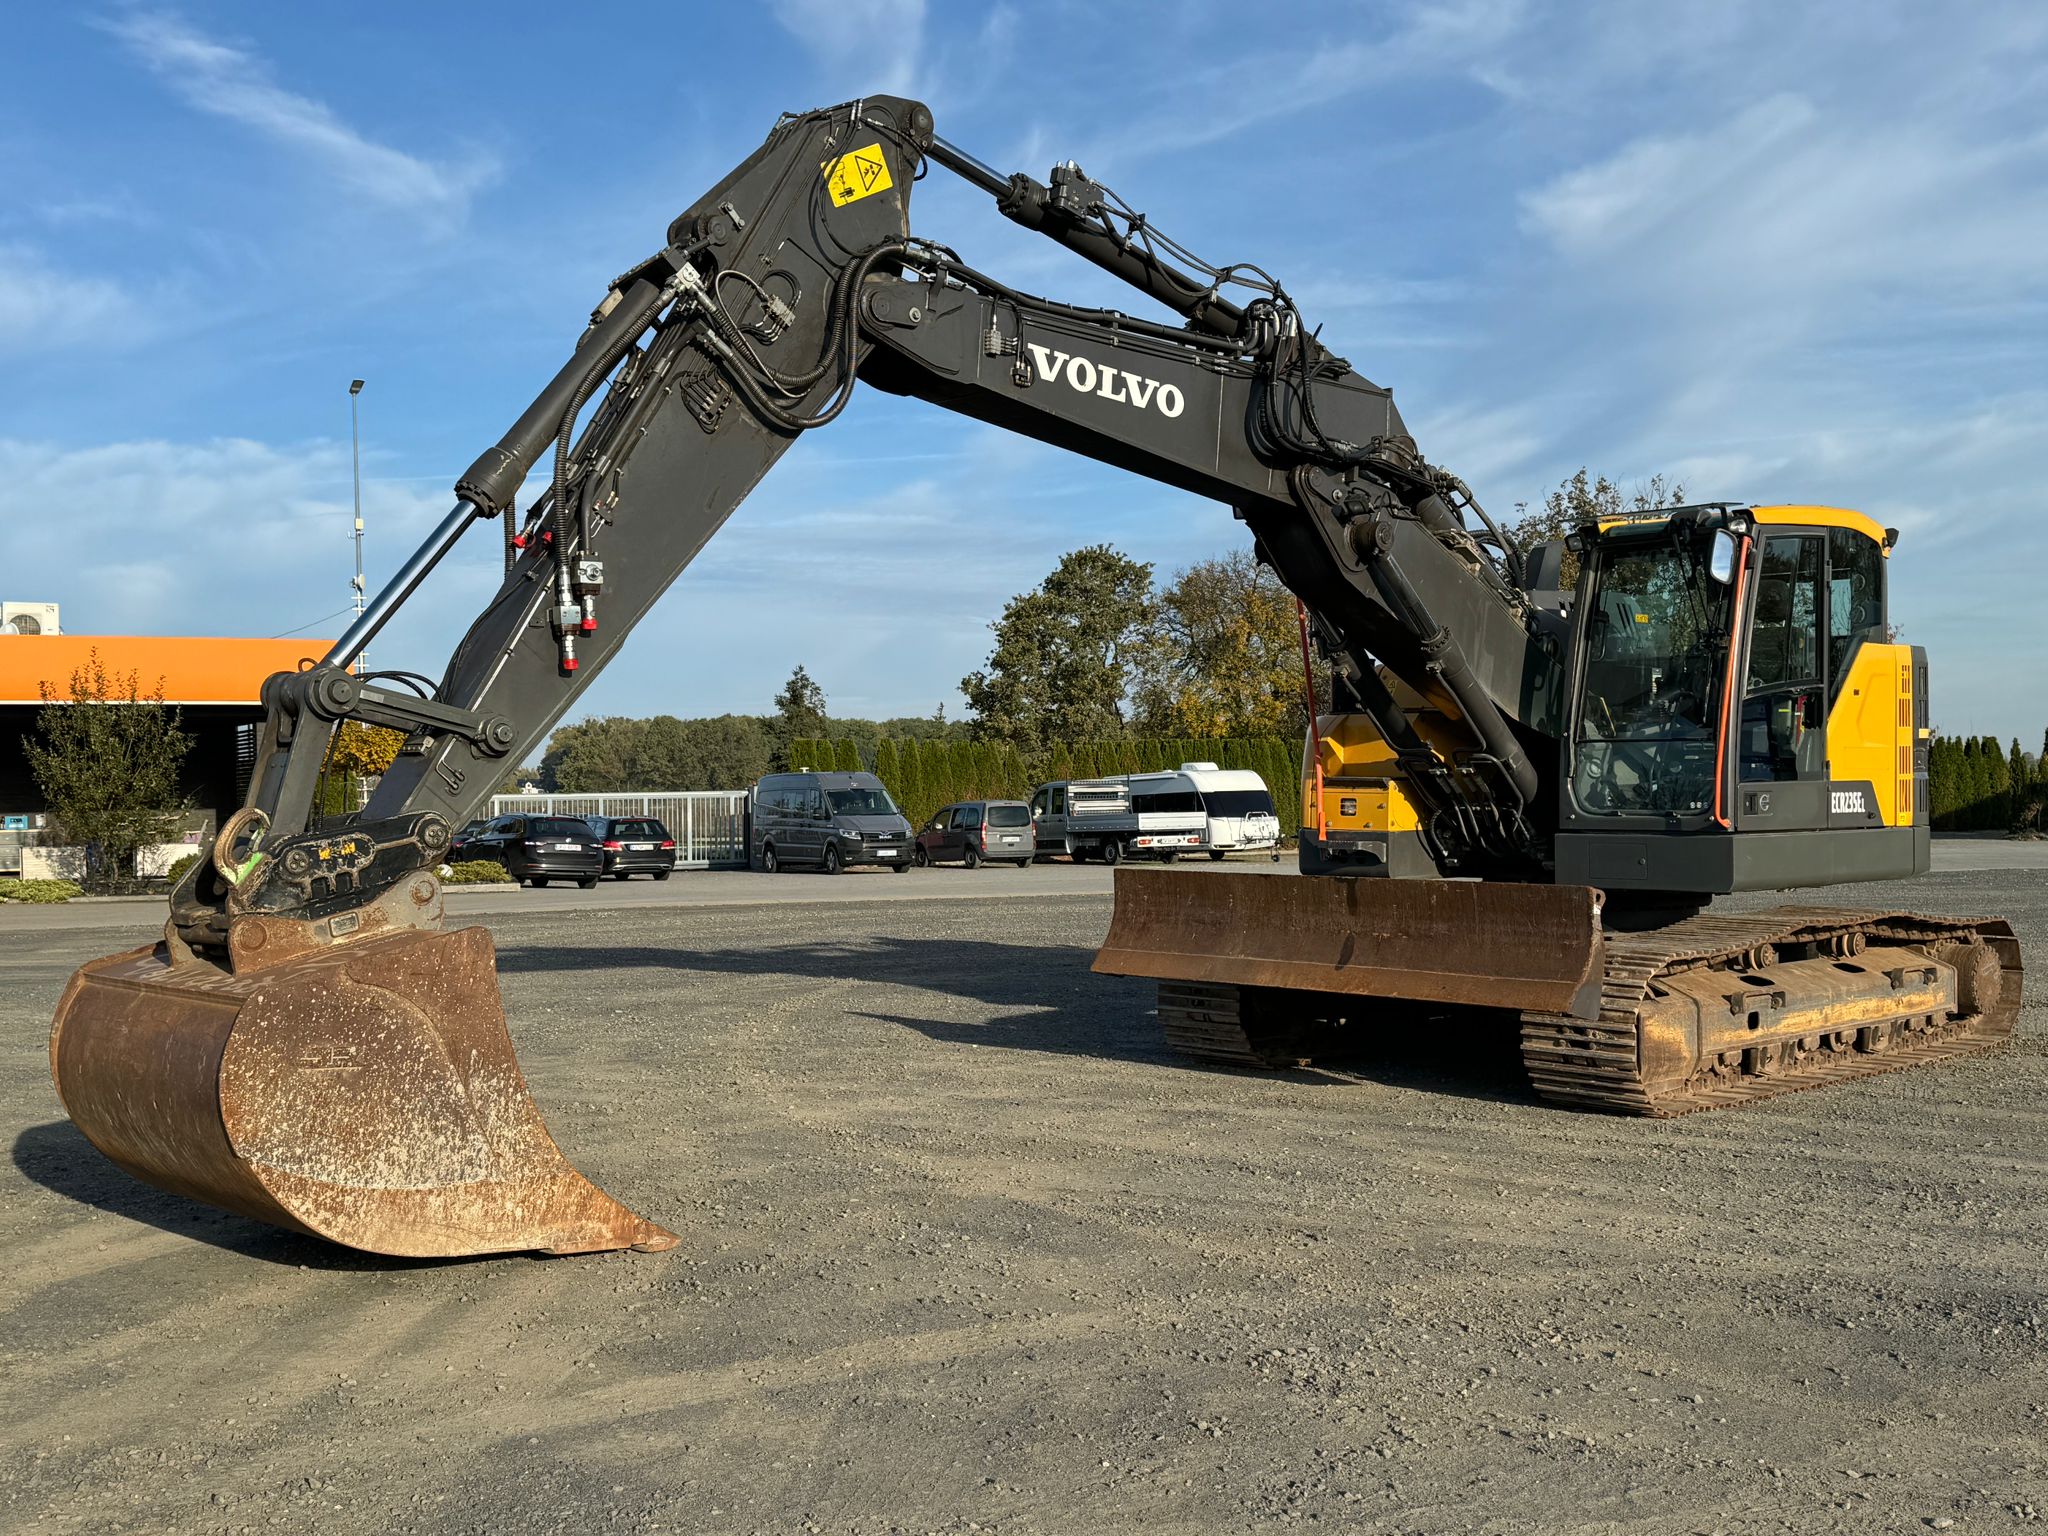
[50,922,676,1259]
[1094,867,1606,1018]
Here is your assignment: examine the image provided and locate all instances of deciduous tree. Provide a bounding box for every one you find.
[961,545,1154,752]
[1134,548,1322,741]
[26,650,190,890]
[1505,468,1688,588]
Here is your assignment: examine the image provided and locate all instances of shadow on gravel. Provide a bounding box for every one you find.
[11,1121,495,1271]
[496,935,1543,1104]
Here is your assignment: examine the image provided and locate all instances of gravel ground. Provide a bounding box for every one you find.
[2,862,2045,1535]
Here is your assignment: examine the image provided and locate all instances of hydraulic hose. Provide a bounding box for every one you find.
[456,272,674,516]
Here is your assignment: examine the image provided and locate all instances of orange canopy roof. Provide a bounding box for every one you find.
[0,635,333,706]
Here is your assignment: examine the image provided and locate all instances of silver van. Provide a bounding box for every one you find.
[913,800,1037,867]
[749,770,914,874]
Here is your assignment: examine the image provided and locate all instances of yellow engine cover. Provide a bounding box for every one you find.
[1826,643,1918,827]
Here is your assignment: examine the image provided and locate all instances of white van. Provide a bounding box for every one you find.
[1114,762,1280,859]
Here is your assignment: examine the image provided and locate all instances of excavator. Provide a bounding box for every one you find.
[50,96,2020,1259]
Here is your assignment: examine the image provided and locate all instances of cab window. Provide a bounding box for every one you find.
[1827,528,1885,692]
[1742,533,1826,782]
[1748,535,1823,691]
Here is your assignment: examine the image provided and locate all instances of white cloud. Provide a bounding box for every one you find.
[99,11,494,226]
[1518,91,2048,338]
[0,245,141,355]
[767,0,927,98]
[0,435,459,650]
[1069,0,1527,172]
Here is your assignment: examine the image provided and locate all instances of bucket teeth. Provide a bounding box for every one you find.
[50,925,675,1259]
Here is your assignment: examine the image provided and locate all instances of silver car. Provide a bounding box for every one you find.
[914,800,1036,868]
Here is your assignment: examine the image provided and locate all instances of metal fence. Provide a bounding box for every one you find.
[487,791,749,869]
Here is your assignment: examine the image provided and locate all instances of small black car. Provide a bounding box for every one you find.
[462,814,603,888]
[587,816,678,880]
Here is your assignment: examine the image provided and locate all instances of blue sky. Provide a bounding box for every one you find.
[3,2,2043,742]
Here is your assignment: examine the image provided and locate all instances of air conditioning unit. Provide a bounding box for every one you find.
[2,602,60,636]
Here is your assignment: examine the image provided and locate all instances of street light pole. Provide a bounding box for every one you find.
[348,378,366,671]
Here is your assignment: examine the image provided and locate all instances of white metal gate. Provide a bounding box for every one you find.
[488,791,748,869]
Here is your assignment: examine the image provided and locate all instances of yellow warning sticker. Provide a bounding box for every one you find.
[823,143,894,207]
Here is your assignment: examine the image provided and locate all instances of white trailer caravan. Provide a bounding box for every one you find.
[1115,762,1280,859]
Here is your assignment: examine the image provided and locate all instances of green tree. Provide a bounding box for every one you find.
[769,665,829,769]
[310,721,406,819]
[2009,737,2039,831]
[26,649,191,891]
[834,738,862,773]
[1984,735,2012,829]
[683,715,773,789]
[1505,468,1689,589]
[899,740,928,823]
[1928,735,1958,830]
[1134,549,1322,741]
[543,716,639,791]
[961,545,1155,752]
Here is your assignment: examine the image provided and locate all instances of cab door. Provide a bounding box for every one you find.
[1737,532,1828,828]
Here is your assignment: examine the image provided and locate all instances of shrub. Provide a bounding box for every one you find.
[441,860,512,885]
[166,851,202,887]
[0,878,87,904]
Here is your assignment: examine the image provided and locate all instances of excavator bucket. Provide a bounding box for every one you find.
[1094,867,1606,1018]
[50,922,676,1259]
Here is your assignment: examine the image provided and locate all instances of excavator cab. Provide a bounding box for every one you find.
[1554,505,1928,897]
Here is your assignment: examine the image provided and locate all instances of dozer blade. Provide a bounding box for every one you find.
[50,924,677,1259]
[1093,867,1605,1018]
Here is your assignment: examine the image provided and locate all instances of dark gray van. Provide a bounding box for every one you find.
[749,770,914,874]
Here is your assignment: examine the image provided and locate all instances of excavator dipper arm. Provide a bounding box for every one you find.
[52,96,1576,1258]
